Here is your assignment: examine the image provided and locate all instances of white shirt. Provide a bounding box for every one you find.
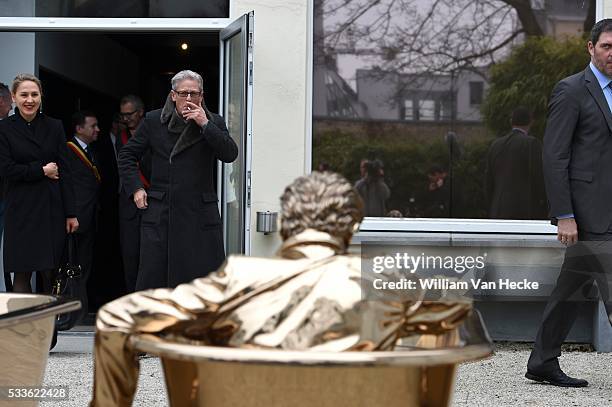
[74,135,89,152]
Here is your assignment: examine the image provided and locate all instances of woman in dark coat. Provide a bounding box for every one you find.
[0,74,78,293]
[118,70,238,290]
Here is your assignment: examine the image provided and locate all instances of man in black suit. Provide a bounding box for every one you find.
[526,19,612,388]
[87,113,124,306]
[67,111,100,321]
[117,95,148,293]
[486,107,547,220]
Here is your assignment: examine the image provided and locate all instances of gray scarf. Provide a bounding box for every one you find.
[161,93,192,134]
[160,93,204,159]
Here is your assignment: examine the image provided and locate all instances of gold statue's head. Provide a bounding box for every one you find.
[279,171,364,245]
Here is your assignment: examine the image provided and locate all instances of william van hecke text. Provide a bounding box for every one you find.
[372,278,539,291]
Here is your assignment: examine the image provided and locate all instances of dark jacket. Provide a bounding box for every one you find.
[354,178,390,217]
[0,112,76,272]
[66,136,100,233]
[486,129,547,220]
[116,126,152,221]
[118,108,238,289]
[543,67,612,233]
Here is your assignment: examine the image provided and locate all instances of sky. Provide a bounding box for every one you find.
[317,0,522,90]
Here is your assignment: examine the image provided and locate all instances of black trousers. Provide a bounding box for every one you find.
[119,194,141,293]
[528,230,612,371]
[73,229,95,322]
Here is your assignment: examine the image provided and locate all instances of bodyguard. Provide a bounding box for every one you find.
[526,19,612,387]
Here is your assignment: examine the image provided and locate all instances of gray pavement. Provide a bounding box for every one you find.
[40,340,612,406]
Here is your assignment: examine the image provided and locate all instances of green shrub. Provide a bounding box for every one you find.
[313,128,492,217]
[482,36,588,138]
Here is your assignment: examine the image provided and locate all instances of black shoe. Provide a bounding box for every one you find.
[49,326,58,351]
[525,369,588,387]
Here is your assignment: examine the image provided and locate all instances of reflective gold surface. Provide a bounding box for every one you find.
[91,230,483,406]
[0,294,79,407]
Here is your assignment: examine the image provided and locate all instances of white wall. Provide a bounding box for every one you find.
[232,1,311,256]
[0,0,34,17]
[0,32,35,99]
[605,0,612,18]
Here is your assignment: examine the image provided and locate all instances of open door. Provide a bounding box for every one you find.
[219,12,254,255]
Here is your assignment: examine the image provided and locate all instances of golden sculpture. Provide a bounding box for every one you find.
[90,172,475,406]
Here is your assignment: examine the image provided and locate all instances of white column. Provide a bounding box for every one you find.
[231,0,312,256]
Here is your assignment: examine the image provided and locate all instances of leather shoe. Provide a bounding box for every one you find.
[525,369,588,387]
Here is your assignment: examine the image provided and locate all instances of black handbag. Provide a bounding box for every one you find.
[52,234,82,331]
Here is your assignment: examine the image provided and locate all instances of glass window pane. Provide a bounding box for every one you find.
[469,81,484,105]
[419,100,435,121]
[312,0,592,220]
[403,99,413,121]
[223,32,245,255]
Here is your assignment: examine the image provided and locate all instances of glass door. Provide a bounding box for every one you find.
[219,11,254,255]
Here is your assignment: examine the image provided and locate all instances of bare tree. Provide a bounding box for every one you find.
[316,0,595,76]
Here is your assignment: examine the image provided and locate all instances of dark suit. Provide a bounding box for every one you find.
[486,128,547,219]
[528,66,612,372]
[88,132,124,305]
[115,127,150,292]
[66,136,100,318]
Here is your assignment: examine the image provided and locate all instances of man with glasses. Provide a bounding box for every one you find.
[118,70,237,290]
[117,95,149,293]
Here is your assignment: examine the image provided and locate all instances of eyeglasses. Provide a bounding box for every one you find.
[119,110,137,118]
[174,90,202,98]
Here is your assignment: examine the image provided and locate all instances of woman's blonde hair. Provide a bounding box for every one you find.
[280,171,364,245]
[11,73,43,96]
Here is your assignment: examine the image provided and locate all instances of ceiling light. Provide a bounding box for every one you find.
[181,43,188,51]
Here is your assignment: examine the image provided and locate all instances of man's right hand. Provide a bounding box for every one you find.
[557,218,578,246]
[133,189,148,209]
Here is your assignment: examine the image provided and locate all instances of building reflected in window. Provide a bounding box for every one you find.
[312,0,593,220]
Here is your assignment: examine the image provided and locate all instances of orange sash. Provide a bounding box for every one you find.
[67,141,101,183]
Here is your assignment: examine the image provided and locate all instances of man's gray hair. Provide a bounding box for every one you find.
[120,94,144,111]
[171,70,203,92]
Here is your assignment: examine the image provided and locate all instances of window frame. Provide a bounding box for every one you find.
[308,0,605,236]
[0,17,232,31]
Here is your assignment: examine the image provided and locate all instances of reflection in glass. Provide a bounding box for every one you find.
[224,33,244,255]
[312,0,594,220]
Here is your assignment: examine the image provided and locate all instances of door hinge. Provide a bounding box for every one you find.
[247,170,252,207]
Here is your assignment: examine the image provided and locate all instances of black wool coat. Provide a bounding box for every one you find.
[0,113,76,273]
[118,108,238,289]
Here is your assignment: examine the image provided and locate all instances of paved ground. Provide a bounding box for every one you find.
[454,343,612,407]
[40,339,612,406]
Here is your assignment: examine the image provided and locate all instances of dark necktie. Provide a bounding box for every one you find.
[84,146,95,164]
